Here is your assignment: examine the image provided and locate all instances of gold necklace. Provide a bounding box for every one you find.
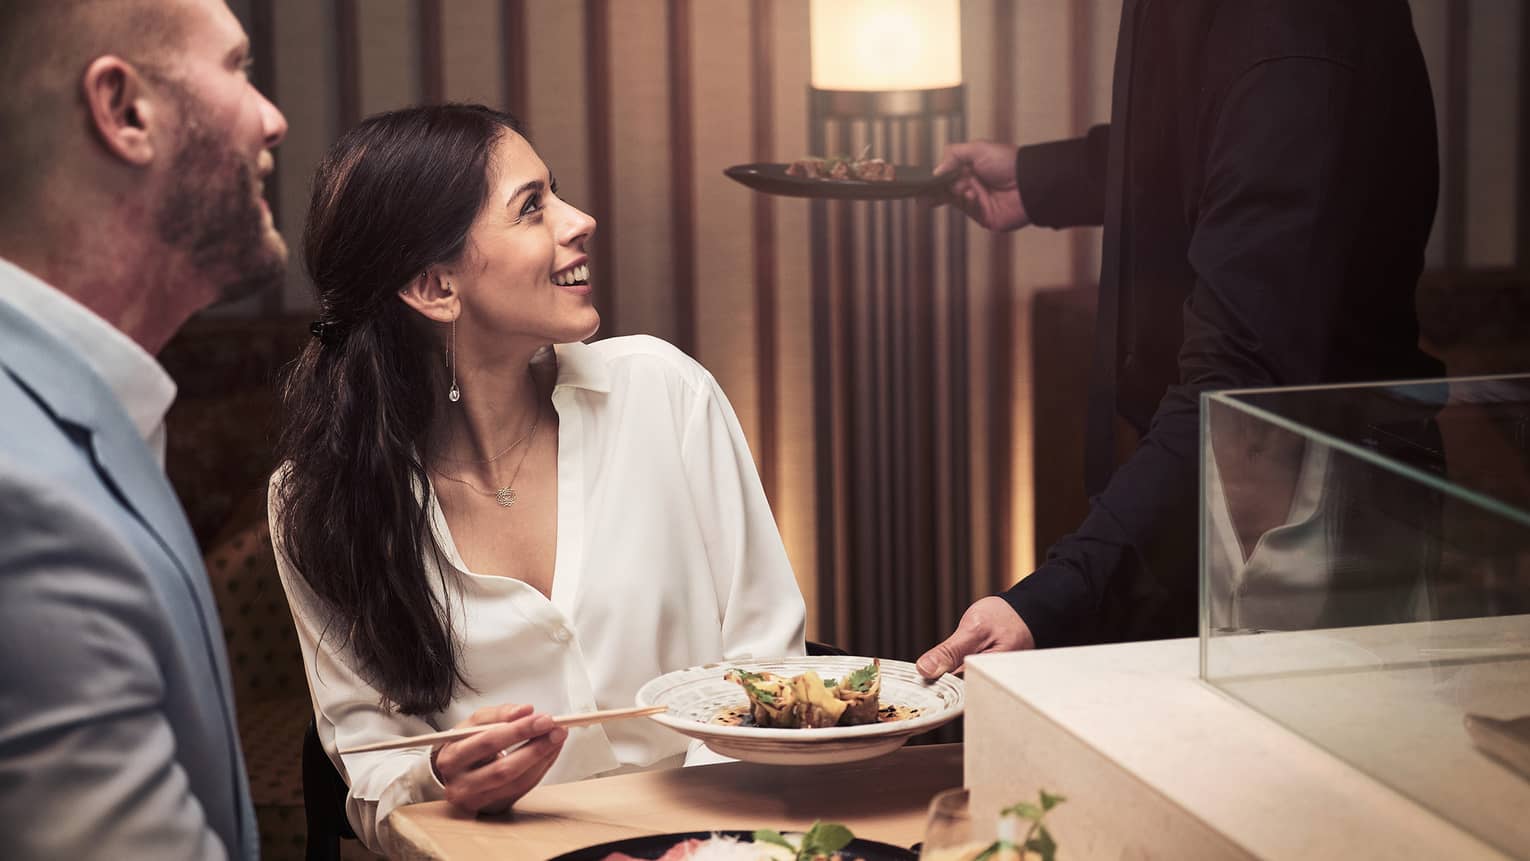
[434,419,536,465]
[430,406,543,507]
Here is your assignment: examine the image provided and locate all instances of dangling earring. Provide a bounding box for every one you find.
[447,313,461,403]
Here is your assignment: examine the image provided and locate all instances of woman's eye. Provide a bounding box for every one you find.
[520,194,543,218]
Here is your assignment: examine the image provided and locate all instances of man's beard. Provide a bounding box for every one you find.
[154,112,287,306]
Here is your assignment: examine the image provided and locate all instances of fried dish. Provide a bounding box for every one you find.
[721,660,906,729]
[784,154,895,182]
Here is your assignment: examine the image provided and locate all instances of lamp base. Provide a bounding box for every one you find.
[810,85,964,119]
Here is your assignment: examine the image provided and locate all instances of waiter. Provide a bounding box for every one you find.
[917,0,1443,674]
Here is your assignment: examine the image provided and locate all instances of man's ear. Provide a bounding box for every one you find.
[82,56,157,167]
[398,270,459,323]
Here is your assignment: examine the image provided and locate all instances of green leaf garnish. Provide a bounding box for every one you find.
[1002,801,1042,821]
[843,662,878,692]
[745,682,776,705]
[752,829,796,852]
[799,820,854,858]
[1027,825,1058,861]
[1000,789,1066,861]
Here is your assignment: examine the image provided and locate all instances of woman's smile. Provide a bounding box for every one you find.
[551,259,591,295]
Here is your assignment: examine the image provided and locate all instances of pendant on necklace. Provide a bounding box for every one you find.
[495,487,517,507]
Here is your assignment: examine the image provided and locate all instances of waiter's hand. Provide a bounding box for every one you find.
[916,596,1036,679]
[932,141,1031,231]
[433,703,566,815]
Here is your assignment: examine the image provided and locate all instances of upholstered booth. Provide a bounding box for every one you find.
[161,316,378,861]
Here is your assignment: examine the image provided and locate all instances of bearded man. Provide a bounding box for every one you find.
[0,1,287,858]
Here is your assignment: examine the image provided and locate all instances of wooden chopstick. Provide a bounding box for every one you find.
[338,705,669,755]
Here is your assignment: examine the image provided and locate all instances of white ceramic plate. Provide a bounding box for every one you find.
[635,655,963,765]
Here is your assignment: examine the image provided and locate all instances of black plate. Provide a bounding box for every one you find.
[547,830,918,861]
[725,162,955,200]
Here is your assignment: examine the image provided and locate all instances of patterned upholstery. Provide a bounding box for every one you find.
[239,699,308,841]
[204,510,314,859]
[207,513,306,706]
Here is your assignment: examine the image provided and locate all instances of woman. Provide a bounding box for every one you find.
[270,104,805,855]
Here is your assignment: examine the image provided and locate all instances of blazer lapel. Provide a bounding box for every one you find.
[88,425,220,614]
[0,298,242,737]
[0,300,210,596]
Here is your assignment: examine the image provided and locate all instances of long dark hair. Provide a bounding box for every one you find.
[276,104,525,715]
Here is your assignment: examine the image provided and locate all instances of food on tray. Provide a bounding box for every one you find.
[721,661,905,729]
[601,822,864,861]
[785,148,895,182]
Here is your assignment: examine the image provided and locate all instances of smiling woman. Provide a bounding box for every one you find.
[267,103,806,857]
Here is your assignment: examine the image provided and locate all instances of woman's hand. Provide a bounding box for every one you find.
[432,703,567,815]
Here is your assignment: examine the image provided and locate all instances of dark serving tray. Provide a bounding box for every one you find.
[724,162,956,201]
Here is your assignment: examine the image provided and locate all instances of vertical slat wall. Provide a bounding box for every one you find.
[236,0,1520,643]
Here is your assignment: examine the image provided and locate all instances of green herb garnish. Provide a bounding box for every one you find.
[753,821,855,861]
[842,662,878,692]
[744,682,776,705]
[996,790,1066,861]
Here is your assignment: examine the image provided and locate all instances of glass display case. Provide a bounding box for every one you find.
[1200,375,1530,857]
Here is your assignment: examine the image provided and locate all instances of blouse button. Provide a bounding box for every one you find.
[554,626,572,643]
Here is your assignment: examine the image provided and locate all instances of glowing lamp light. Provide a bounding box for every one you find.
[809,0,962,92]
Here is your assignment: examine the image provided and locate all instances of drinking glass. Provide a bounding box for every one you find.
[918,787,994,861]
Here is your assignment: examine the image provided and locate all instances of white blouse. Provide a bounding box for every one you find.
[270,335,806,855]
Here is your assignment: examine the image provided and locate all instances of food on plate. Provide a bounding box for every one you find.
[830,661,881,725]
[785,151,895,182]
[916,843,1018,861]
[601,822,865,861]
[790,671,848,728]
[721,661,904,729]
[600,836,788,861]
[722,668,800,728]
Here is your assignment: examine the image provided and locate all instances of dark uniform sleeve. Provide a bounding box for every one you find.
[1013,124,1111,229]
[1004,57,1370,646]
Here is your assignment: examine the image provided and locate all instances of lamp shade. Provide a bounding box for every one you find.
[809,0,962,91]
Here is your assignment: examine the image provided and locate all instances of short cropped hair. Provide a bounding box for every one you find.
[0,0,189,213]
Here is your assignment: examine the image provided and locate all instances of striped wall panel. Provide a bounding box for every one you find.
[1465,0,1522,267]
[270,1,337,312]
[439,0,503,106]
[767,0,820,627]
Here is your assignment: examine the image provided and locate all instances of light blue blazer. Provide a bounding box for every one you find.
[0,298,258,860]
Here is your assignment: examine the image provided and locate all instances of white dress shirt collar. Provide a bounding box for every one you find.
[549,341,613,393]
[0,257,178,464]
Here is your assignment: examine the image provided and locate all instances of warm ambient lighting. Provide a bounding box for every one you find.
[809,0,962,91]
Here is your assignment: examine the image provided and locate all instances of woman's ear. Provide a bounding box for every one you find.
[82,56,157,167]
[398,270,459,323]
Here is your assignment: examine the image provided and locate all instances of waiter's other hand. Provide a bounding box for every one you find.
[434,703,567,815]
[916,596,1036,679]
[931,141,1031,231]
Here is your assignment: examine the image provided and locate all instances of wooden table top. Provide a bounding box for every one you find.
[388,743,963,860]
